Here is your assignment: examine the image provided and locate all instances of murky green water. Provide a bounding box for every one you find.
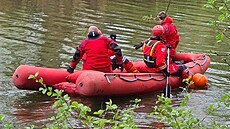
[0,0,229,128]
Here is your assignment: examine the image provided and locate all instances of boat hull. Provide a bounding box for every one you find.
[75,54,210,97]
[12,53,210,97]
[12,65,70,90]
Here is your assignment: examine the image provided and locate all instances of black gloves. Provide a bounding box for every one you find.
[111,57,124,71]
[110,34,116,41]
[162,68,170,77]
[67,66,74,73]
[133,41,144,49]
[116,63,124,71]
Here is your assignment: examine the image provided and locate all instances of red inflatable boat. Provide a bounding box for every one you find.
[12,53,210,97]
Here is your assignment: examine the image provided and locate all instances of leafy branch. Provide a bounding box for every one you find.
[151,90,229,129]
[28,72,141,129]
[203,0,230,43]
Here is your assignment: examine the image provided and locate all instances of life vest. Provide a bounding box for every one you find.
[142,39,160,68]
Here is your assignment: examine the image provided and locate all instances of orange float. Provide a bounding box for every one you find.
[192,73,208,88]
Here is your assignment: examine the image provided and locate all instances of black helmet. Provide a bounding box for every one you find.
[88,30,100,39]
[157,11,167,20]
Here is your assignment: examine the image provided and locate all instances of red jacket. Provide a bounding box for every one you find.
[137,38,182,75]
[141,39,167,72]
[161,16,180,57]
[70,35,122,72]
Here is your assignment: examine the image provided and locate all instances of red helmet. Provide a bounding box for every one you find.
[152,25,164,36]
[88,26,102,35]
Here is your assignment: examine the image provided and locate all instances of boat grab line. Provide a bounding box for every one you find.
[104,74,166,82]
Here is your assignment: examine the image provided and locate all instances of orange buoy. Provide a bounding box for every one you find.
[192,73,208,88]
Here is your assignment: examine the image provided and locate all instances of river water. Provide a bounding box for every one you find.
[0,0,229,128]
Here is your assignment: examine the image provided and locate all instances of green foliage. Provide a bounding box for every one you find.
[45,95,140,129]
[151,93,205,129]
[208,91,230,115]
[3,124,14,129]
[142,15,155,21]
[151,90,230,129]
[204,0,230,66]
[207,92,230,129]
[219,91,230,107]
[0,116,14,129]
[1,115,15,129]
[182,76,194,86]
[90,98,140,129]
[28,72,140,129]
[203,0,230,43]
[2,73,229,128]
[47,95,92,129]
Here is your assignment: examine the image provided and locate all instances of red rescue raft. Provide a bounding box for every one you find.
[12,53,210,97]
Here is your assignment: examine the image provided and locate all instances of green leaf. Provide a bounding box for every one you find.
[72,101,79,107]
[53,100,62,107]
[47,91,52,96]
[42,88,47,94]
[203,4,213,9]
[48,86,53,92]
[39,87,44,92]
[208,104,216,114]
[94,109,105,116]
[34,72,39,78]
[39,78,44,83]
[208,20,216,26]
[218,14,225,21]
[219,6,225,11]
[28,75,35,79]
[212,0,218,7]
[134,98,141,103]
[0,115,4,121]
[216,33,224,43]
[112,105,118,110]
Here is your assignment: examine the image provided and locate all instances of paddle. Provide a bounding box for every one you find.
[164,45,171,98]
[165,0,172,13]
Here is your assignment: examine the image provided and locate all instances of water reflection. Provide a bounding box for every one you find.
[12,92,54,128]
[0,0,229,128]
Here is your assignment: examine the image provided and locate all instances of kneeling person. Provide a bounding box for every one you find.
[67,26,123,73]
[134,25,189,79]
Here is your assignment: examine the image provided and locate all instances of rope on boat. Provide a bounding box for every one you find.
[104,73,166,83]
[104,55,208,83]
[187,55,207,70]
[184,55,208,75]
[119,74,166,82]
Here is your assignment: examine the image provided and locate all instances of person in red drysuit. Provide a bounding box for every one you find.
[157,11,180,59]
[133,25,189,78]
[67,26,123,73]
